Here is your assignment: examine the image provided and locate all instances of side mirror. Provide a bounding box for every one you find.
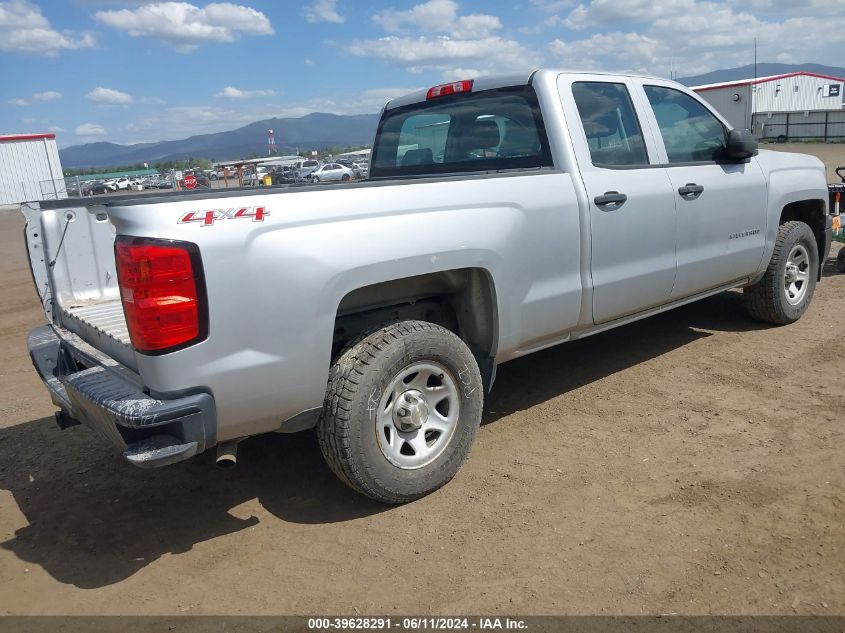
[724,128,758,161]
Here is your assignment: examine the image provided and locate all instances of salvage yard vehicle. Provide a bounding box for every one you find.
[308,163,354,182]
[22,70,832,504]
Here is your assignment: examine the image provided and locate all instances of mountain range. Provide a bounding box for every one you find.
[60,63,845,168]
[59,112,380,168]
[676,62,845,87]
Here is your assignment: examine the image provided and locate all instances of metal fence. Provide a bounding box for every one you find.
[0,178,67,205]
[753,109,845,142]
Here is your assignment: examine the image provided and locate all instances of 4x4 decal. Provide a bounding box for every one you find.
[178,206,268,227]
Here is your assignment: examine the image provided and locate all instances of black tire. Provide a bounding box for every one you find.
[836,248,845,274]
[318,321,483,504]
[342,174,351,182]
[744,221,818,324]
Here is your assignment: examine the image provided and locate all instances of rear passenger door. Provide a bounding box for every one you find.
[560,77,677,324]
[638,82,767,299]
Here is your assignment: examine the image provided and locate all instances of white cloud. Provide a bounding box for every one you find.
[0,0,94,55]
[48,125,64,133]
[564,0,695,30]
[76,123,107,137]
[360,1,524,76]
[95,1,274,52]
[8,89,63,106]
[373,0,458,33]
[33,90,62,101]
[87,87,135,105]
[549,32,659,70]
[530,0,575,11]
[451,14,502,39]
[546,0,845,77]
[216,86,278,99]
[349,35,538,77]
[372,0,501,39]
[303,0,344,24]
[441,67,482,81]
[518,14,566,34]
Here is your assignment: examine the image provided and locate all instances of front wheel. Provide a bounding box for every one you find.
[744,221,818,324]
[318,321,483,504]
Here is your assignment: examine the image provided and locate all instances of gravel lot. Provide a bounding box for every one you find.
[0,148,843,616]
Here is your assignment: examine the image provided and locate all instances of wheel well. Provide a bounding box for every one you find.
[333,268,498,389]
[780,199,827,276]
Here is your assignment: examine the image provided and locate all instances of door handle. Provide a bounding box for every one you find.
[594,191,627,209]
[678,183,704,199]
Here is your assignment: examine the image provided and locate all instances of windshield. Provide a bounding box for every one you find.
[370,85,552,179]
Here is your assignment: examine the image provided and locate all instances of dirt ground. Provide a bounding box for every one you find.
[767,143,845,183]
[0,162,843,616]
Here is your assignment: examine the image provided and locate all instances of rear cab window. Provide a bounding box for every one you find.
[571,82,649,167]
[370,85,553,179]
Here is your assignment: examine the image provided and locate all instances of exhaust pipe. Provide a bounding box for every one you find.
[216,440,239,469]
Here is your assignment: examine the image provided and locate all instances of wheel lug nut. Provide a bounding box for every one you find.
[397,409,408,417]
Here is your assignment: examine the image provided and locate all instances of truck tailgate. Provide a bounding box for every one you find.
[21,201,137,371]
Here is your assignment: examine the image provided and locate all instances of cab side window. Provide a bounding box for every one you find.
[572,82,649,167]
[644,86,727,163]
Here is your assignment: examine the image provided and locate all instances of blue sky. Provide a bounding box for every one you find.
[1,0,843,147]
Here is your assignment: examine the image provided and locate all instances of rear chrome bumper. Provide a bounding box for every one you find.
[28,324,216,468]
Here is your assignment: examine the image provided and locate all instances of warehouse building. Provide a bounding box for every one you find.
[0,133,67,205]
[693,71,845,141]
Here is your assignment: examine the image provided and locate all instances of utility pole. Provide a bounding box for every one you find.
[752,37,757,132]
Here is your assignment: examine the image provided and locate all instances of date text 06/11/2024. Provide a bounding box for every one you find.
[306,617,529,630]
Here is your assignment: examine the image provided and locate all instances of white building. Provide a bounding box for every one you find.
[0,133,66,206]
[335,148,371,160]
[693,72,845,139]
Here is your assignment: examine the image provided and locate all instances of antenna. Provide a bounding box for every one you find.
[751,37,757,131]
[753,37,758,88]
[267,128,277,156]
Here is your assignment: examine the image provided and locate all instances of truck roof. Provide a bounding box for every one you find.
[384,69,672,110]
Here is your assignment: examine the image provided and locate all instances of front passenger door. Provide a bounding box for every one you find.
[641,84,768,299]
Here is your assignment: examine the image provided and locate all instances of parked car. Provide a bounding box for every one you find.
[351,162,369,178]
[308,163,353,182]
[87,181,111,195]
[294,159,320,178]
[271,167,301,185]
[113,177,131,191]
[21,70,833,505]
[144,174,171,189]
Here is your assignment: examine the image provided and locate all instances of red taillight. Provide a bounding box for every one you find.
[114,237,207,354]
[426,79,473,100]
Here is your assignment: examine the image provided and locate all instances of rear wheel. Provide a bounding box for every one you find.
[342,174,351,182]
[836,248,845,273]
[318,321,483,504]
[744,221,818,324]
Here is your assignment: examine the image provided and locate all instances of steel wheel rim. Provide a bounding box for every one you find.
[784,243,810,306]
[375,361,460,470]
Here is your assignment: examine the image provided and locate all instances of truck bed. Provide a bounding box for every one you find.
[61,301,130,347]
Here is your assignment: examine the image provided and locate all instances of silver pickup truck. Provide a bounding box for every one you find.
[23,70,832,503]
